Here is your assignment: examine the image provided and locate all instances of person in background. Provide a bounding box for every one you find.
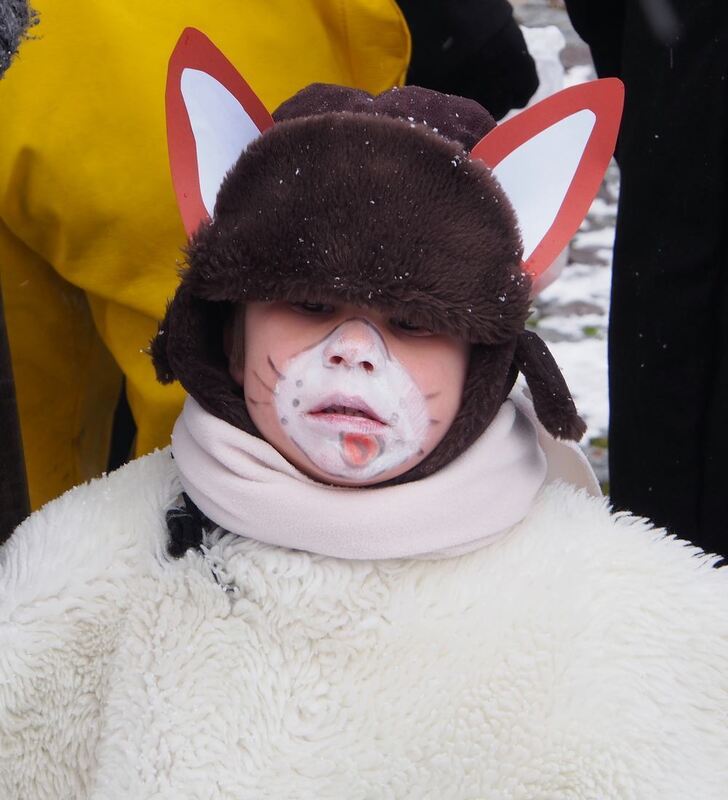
[563,0,728,557]
[398,0,538,119]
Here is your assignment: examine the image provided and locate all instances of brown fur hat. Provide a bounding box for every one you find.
[152,84,584,483]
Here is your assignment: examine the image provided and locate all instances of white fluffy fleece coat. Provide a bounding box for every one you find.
[2,448,728,800]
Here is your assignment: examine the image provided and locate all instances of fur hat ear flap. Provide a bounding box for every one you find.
[150,302,176,384]
[514,330,586,441]
[150,284,257,431]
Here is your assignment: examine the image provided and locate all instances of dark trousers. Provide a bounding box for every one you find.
[565,0,728,555]
[0,282,29,544]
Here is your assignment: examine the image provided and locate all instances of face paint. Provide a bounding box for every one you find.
[273,319,430,481]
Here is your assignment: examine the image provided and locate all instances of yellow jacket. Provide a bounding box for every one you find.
[0,0,409,509]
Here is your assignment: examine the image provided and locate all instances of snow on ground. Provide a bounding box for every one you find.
[530,155,618,485]
[515,9,619,484]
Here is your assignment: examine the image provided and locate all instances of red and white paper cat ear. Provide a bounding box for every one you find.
[471,79,623,282]
[166,28,274,236]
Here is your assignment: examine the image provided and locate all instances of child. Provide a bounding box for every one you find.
[2,29,727,800]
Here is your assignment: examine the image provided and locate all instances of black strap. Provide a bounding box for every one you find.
[165,492,211,558]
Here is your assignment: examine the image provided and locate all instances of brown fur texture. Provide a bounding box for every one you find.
[152,84,584,485]
[274,83,498,151]
[182,111,527,342]
[514,331,587,440]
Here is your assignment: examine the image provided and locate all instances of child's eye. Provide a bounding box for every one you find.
[290,302,335,315]
[391,319,433,337]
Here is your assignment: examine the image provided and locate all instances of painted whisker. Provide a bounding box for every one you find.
[253,370,275,394]
[267,355,286,379]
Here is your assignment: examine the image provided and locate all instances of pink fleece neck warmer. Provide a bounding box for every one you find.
[170,395,566,560]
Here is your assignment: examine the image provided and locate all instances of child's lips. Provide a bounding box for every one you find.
[305,411,387,434]
[306,395,388,433]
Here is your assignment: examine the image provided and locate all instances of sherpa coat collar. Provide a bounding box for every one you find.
[2,449,728,799]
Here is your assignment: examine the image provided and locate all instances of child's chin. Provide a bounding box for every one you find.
[288,448,419,488]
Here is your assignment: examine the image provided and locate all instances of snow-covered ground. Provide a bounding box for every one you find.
[531,164,618,484]
[516,6,618,485]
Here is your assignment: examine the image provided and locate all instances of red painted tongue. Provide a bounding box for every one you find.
[341,433,381,467]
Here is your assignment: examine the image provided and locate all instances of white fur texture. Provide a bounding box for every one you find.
[2,448,728,799]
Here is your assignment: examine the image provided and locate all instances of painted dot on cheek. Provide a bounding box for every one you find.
[296,380,303,388]
[280,417,288,426]
[292,399,300,407]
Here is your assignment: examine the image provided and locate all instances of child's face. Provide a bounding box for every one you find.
[230,301,469,486]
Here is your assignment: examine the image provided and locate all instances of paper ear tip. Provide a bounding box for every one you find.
[599,76,624,103]
[581,76,625,116]
[596,76,625,93]
[177,27,209,47]
[169,28,219,68]
[541,77,624,125]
